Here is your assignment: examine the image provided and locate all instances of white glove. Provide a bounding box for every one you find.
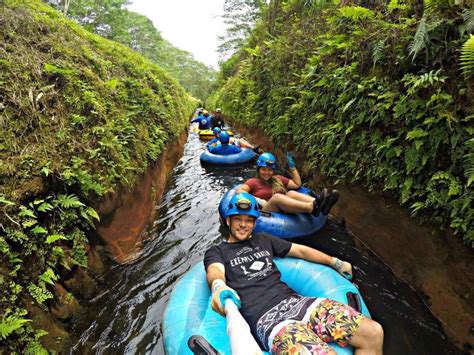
[255,197,267,209]
[330,257,353,280]
[211,279,241,316]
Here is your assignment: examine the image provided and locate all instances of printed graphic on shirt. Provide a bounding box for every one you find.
[229,245,273,281]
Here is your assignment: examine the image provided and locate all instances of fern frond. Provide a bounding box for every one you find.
[460,35,474,75]
[338,6,375,21]
[372,40,385,67]
[303,0,333,11]
[423,0,454,13]
[409,14,429,60]
[54,194,85,209]
[0,196,15,206]
[0,313,31,340]
[460,7,474,36]
[464,138,474,186]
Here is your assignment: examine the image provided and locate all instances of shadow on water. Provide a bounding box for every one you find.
[71,130,463,355]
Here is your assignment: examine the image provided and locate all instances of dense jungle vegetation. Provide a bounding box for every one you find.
[1,0,473,352]
[210,0,474,247]
[0,0,195,351]
[45,0,217,100]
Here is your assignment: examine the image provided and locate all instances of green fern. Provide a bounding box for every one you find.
[464,138,474,186]
[409,14,429,60]
[460,35,474,75]
[388,0,409,12]
[423,0,456,13]
[372,40,385,67]
[460,7,474,36]
[39,268,58,285]
[0,311,31,340]
[303,0,333,11]
[54,194,85,209]
[0,196,15,206]
[338,6,375,21]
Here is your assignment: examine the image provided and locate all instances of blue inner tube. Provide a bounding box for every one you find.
[163,258,371,355]
[219,185,326,239]
[200,148,257,165]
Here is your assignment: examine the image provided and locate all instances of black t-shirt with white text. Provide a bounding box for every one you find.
[204,233,297,344]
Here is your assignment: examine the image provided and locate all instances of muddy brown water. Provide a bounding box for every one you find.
[71,130,464,354]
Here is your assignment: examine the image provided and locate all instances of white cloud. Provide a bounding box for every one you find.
[128,0,226,69]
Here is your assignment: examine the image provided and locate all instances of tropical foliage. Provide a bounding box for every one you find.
[218,0,267,59]
[210,0,474,246]
[1,0,194,351]
[44,0,217,100]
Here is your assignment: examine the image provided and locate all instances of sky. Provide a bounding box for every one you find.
[128,0,227,69]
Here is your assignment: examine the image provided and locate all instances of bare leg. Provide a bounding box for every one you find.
[350,318,384,355]
[263,193,313,213]
[287,190,315,203]
[236,137,254,149]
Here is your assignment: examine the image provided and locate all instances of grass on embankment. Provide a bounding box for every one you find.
[1,0,194,351]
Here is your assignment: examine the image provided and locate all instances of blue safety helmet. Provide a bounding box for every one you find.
[219,131,230,144]
[257,152,277,170]
[213,127,221,135]
[225,192,260,219]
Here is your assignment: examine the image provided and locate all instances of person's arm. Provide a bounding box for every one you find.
[206,262,225,287]
[206,262,240,316]
[285,153,301,189]
[286,168,302,189]
[235,183,251,194]
[287,243,353,279]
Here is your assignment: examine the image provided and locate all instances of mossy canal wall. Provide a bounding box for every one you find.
[0,1,194,351]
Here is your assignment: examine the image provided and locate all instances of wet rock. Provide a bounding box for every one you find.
[50,283,82,320]
[64,268,96,300]
[25,297,72,352]
[87,244,105,276]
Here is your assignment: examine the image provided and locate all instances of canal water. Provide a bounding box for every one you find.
[71,129,463,354]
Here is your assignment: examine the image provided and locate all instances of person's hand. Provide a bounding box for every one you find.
[330,257,353,280]
[252,144,262,154]
[255,197,268,209]
[211,280,241,316]
[287,152,296,170]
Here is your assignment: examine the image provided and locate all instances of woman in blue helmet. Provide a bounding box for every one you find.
[205,192,384,354]
[236,152,339,216]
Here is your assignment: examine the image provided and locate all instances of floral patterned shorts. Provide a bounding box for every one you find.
[270,299,363,355]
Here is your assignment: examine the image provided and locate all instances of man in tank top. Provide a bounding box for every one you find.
[204,192,384,354]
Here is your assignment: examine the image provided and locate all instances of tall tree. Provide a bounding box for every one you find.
[218,0,267,59]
